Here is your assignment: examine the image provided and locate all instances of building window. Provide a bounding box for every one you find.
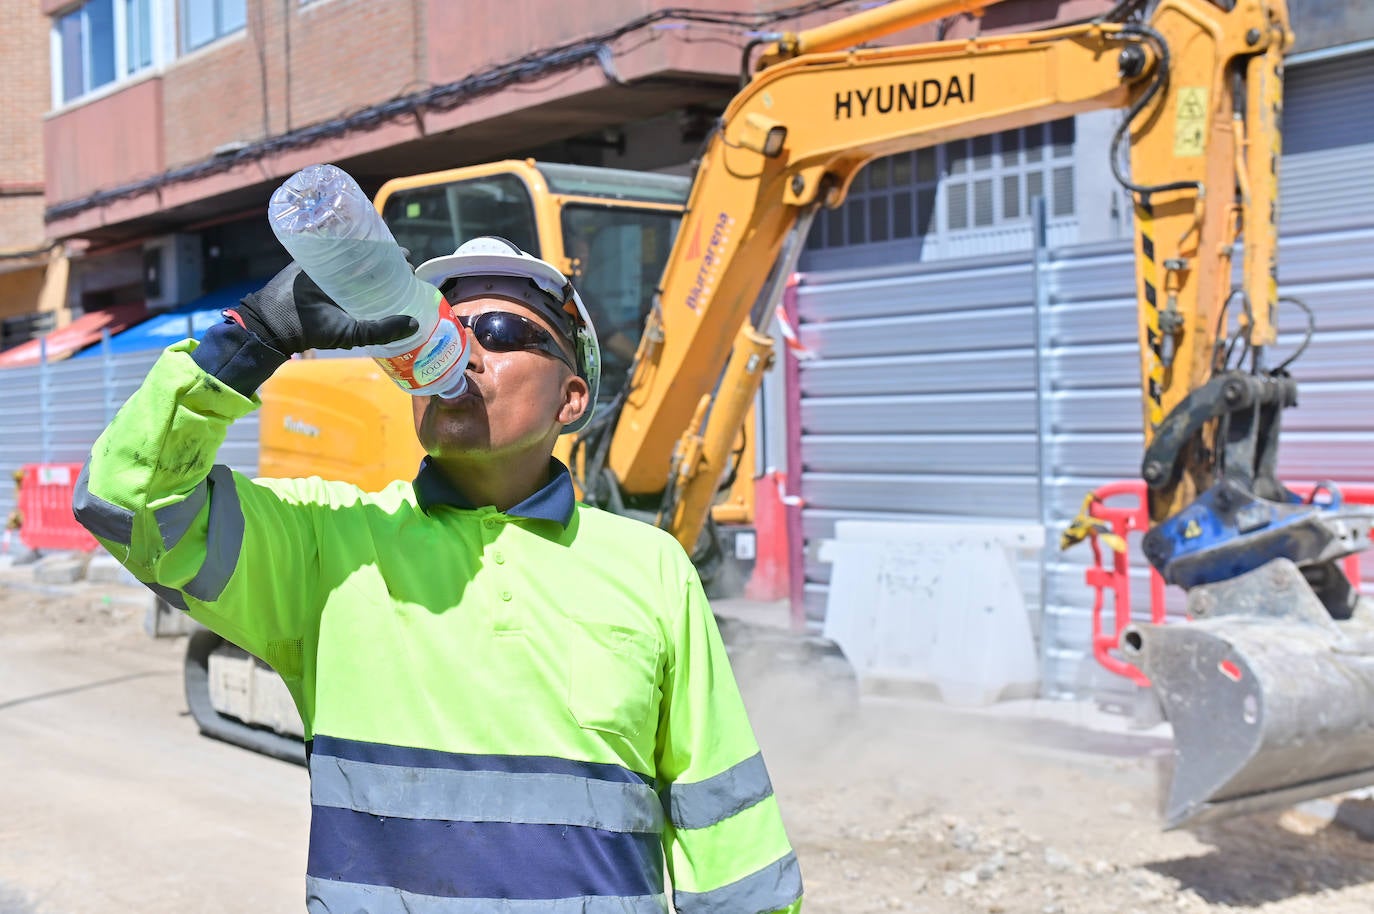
[126,0,154,70]
[54,0,155,104]
[181,0,245,52]
[806,118,1076,251]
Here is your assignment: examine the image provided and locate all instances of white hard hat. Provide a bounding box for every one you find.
[416,236,601,434]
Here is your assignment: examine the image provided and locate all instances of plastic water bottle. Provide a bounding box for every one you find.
[267,164,470,397]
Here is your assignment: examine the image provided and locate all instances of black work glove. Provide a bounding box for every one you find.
[228,264,419,355]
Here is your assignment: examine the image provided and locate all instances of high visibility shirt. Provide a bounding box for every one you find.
[74,330,803,914]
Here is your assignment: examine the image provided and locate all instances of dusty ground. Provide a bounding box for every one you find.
[3,560,1374,913]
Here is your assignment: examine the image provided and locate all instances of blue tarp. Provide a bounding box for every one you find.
[71,278,268,358]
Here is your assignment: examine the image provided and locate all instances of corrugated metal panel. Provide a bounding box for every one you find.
[796,253,1032,318]
[799,350,1034,397]
[0,350,260,545]
[803,434,1035,475]
[794,249,1043,629]
[803,392,1038,434]
[1281,54,1374,230]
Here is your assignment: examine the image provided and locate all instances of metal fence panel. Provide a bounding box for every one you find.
[794,249,1043,630]
[0,349,261,547]
[795,222,1374,702]
[1281,53,1374,231]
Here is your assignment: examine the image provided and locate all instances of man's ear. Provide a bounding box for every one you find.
[558,375,590,427]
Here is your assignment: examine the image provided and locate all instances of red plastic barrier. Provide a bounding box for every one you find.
[1084,479,1374,685]
[746,470,794,601]
[17,463,98,552]
[1082,481,1166,686]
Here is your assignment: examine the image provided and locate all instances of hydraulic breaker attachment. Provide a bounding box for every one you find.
[1142,480,1374,592]
[1123,558,1374,829]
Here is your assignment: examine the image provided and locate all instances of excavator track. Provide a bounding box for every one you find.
[183,628,306,766]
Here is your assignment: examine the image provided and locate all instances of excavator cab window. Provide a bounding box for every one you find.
[561,205,680,403]
[535,162,690,205]
[381,173,540,266]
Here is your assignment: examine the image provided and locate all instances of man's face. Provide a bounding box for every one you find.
[412,297,588,460]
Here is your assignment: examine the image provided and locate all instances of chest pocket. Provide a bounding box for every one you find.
[567,622,662,740]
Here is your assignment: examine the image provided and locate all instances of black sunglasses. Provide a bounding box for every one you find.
[456,311,576,373]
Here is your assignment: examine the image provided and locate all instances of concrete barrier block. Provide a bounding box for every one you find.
[87,552,140,586]
[144,595,195,638]
[33,552,91,585]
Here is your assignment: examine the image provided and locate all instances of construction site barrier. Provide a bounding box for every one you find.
[1082,479,1374,686]
[17,463,98,552]
[746,469,796,602]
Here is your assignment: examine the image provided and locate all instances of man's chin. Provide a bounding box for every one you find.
[423,439,496,463]
[417,406,490,457]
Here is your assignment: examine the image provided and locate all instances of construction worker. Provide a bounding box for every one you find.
[73,236,803,914]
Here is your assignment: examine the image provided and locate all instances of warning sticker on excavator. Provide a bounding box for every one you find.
[1174,88,1207,157]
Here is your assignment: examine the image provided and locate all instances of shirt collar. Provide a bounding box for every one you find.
[412,456,576,527]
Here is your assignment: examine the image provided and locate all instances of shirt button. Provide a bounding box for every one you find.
[501,590,513,602]
[493,552,505,564]
[484,518,497,529]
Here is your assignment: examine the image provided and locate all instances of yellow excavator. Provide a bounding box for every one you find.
[182,0,1374,831]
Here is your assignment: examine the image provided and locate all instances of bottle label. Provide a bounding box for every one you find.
[376,300,468,390]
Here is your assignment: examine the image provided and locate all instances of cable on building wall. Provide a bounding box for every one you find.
[47,0,861,224]
[0,242,59,261]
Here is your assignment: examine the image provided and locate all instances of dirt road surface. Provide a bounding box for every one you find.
[3,562,1374,914]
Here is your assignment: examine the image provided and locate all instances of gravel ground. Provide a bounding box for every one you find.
[724,619,1374,914]
[4,557,1374,914]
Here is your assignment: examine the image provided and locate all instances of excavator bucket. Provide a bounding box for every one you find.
[1122,558,1374,829]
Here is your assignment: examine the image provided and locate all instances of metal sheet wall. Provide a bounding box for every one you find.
[796,218,1374,699]
[1278,52,1374,231]
[794,251,1045,638]
[0,350,260,546]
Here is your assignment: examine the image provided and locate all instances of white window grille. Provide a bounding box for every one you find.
[806,118,1077,254]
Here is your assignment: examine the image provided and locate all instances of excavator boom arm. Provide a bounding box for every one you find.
[611,0,1290,554]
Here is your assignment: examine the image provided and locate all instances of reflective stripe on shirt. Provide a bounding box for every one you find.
[672,852,803,914]
[311,735,653,784]
[659,752,773,830]
[307,735,665,902]
[154,478,207,550]
[311,754,664,833]
[182,465,243,602]
[306,877,668,914]
[72,461,135,545]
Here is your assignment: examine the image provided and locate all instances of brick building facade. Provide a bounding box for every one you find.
[0,0,66,347]
[17,0,1125,334]
[37,0,777,318]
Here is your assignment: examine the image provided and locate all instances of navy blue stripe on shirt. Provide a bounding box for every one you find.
[307,806,663,900]
[311,734,653,785]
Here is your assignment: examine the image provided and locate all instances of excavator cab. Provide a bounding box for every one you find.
[377,161,762,570]
[377,160,689,412]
